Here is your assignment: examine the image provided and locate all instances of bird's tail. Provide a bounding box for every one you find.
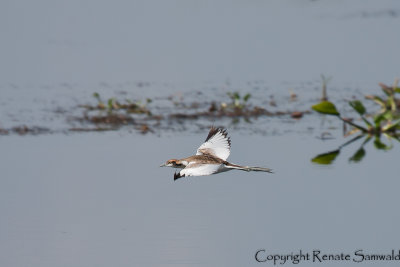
[226,163,273,173]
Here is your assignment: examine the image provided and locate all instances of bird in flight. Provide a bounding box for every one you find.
[160,126,273,180]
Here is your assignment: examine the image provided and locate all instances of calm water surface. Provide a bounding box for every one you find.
[1,132,399,266]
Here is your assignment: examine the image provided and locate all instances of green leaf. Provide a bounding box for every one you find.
[311,101,340,116]
[383,110,394,121]
[107,98,115,110]
[227,92,240,101]
[370,95,386,108]
[374,111,395,127]
[387,96,397,112]
[349,100,366,116]
[243,93,251,102]
[374,113,385,127]
[311,150,340,165]
[349,147,366,163]
[382,119,400,132]
[394,87,400,94]
[374,138,390,150]
[348,100,372,127]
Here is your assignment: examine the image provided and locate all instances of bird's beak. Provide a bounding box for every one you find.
[160,163,166,167]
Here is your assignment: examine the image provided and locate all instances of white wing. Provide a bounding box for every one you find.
[180,163,222,177]
[196,127,231,161]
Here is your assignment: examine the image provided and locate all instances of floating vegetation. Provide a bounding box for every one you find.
[311,133,398,165]
[138,124,153,134]
[0,125,51,135]
[311,79,400,164]
[170,106,282,120]
[0,128,9,135]
[83,92,152,115]
[84,113,134,125]
[3,79,397,140]
[68,89,311,133]
[169,91,308,122]
[225,91,252,110]
[365,79,400,113]
[312,99,400,136]
[291,111,303,119]
[71,93,158,133]
[69,127,118,132]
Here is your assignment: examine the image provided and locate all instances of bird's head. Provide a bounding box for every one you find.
[160,159,185,168]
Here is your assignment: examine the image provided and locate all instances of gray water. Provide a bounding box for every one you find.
[1,0,400,266]
[1,133,399,266]
[1,0,400,85]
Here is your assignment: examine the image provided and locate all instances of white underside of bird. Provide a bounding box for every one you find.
[160,127,273,180]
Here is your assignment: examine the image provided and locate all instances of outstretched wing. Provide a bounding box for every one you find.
[196,127,231,161]
[175,163,221,180]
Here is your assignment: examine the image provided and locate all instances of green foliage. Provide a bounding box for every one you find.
[311,150,340,165]
[225,92,252,110]
[311,101,340,116]
[311,97,400,135]
[349,100,366,116]
[312,134,398,165]
[311,80,400,165]
[89,92,151,115]
[312,79,400,136]
[365,79,400,113]
[374,138,390,150]
[348,147,366,163]
[92,92,105,109]
[382,119,400,132]
[348,100,372,129]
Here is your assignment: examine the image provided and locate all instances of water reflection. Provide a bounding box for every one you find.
[312,134,400,165]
